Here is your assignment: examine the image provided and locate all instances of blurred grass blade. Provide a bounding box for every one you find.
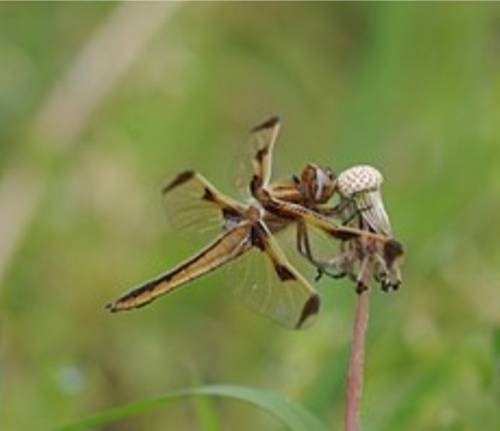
[494,328,500,401]
[55,385,329,431]
[194,392,222,431]
[189,373,222,431]
[493,328,500,364]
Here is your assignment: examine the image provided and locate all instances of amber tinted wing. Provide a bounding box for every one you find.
[227,220,320,329]
[234,116,281,199]
[295,220,346,277]
[250,116,281,189]
[162,170,246,243]
[260,192,405,275]
[106,223,252,312]
[262,192,391,243]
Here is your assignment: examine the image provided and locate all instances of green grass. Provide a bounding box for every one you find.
[56,385,328,431]
[1,3,499,430]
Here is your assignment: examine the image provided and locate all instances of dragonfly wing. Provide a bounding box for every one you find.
[227,220,320,330]
[260,194,405,282]
[162,170,246,244]
[274,219,348,281]
[250,116,281,188]
[261,192,381,242]
[234,116,282,200]
[107,222,252,312]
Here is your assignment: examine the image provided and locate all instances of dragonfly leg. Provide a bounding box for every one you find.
[315,197,352,219]
[342,204,373,226]
[296,222,348,281]
[315,263,347,282]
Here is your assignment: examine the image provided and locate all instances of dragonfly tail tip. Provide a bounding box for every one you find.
[105,302,117,313]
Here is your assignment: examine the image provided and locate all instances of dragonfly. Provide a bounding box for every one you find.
[106,117,403,329]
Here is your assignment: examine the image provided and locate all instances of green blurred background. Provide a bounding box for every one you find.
[1,2,499,430]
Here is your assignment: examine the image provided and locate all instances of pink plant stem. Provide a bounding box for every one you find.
[345,289,371,431]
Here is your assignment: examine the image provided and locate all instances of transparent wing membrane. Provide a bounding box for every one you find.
[158,170,321,329]
[226,221,320,329]
[235,116,281,198]
[250,116,281,187]
[162,171,245,243]
[273,219,345,282]
[107,223,252,312]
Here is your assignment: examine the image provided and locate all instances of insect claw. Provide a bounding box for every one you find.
[314,266,346,282]
[314,268,324,282]
[322,269,347,281]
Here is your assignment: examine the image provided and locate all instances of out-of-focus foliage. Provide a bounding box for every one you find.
[56,385,328,431]
[1,3,499,430]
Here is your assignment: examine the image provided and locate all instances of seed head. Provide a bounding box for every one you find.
[337,165,383,197]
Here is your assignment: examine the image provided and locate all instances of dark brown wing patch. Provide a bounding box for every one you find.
[249,116,281,190]
[326,228,359,241]
[202,187,215,202]
[106,223,252,312]
[251,115,280,132]
[255,147,269,163]
[274,263,296,281]
[162,170,195,194]
[161,171,246,243]
[296,294,320,329]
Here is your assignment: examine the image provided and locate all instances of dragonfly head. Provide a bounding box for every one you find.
[300,164,337,205]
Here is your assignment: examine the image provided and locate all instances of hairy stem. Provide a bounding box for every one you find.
[345,289,371,431]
